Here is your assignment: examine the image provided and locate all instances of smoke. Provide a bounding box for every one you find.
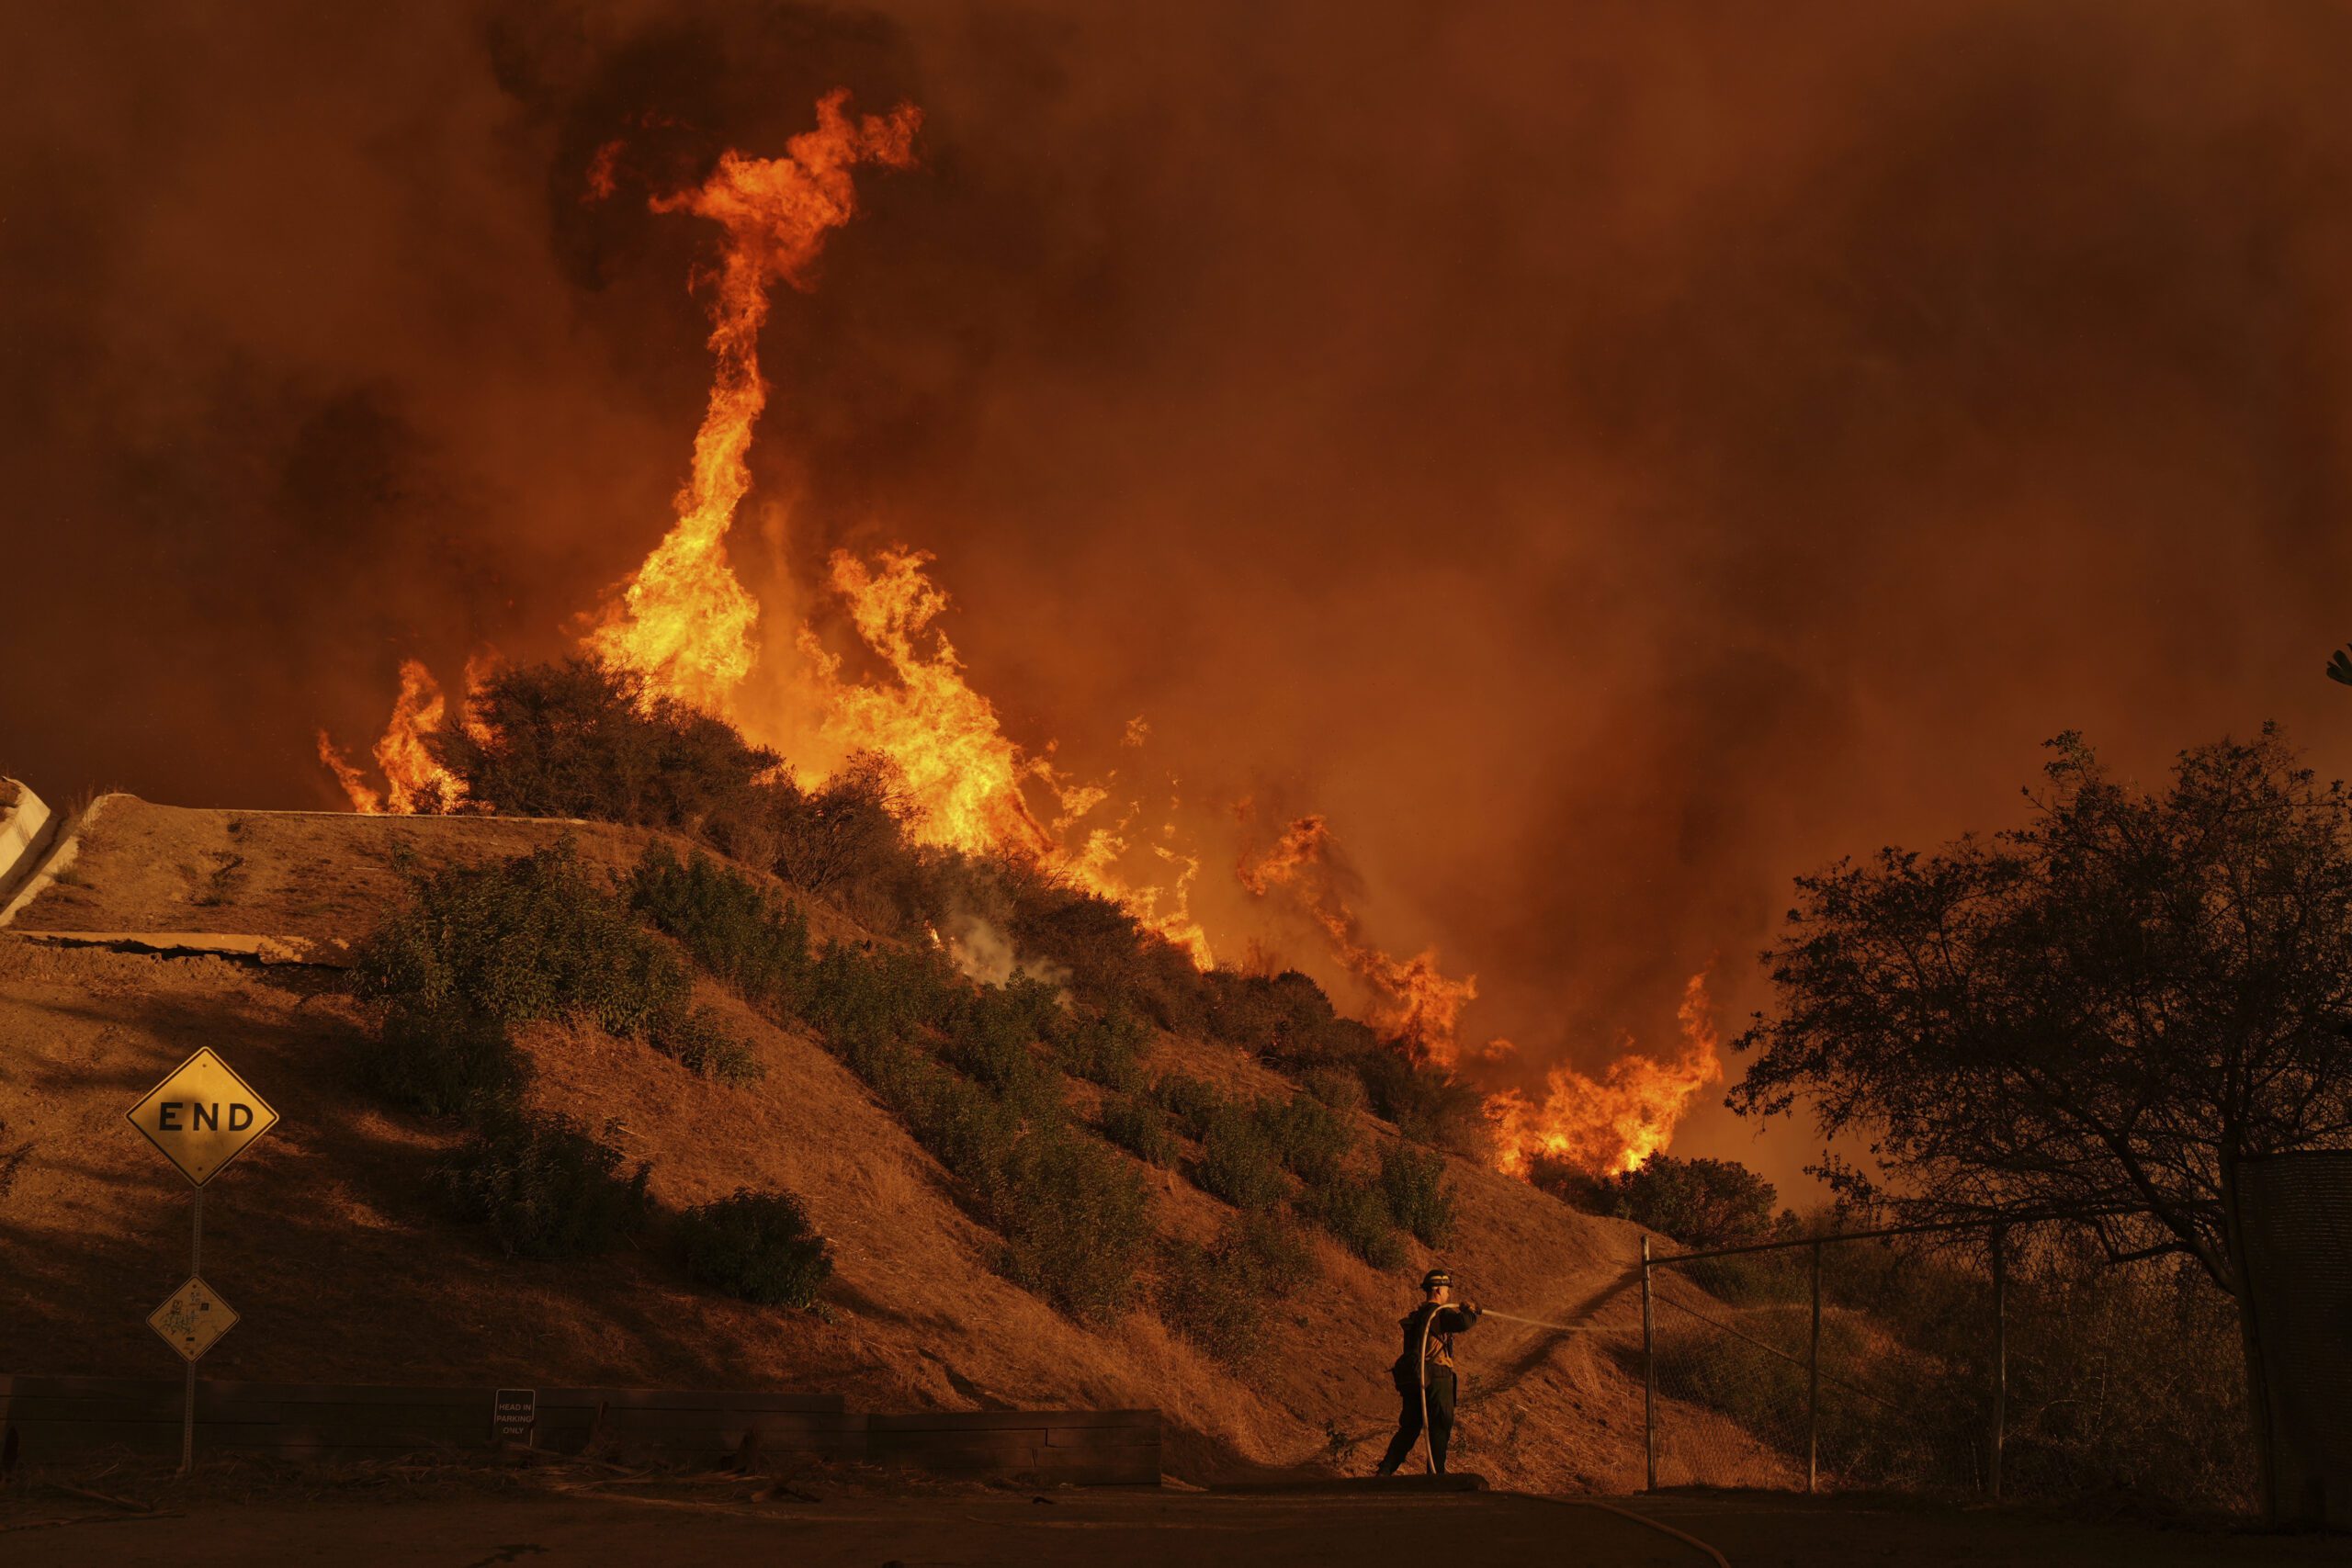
[9,1,2352,1189]
[940,915,1068,993]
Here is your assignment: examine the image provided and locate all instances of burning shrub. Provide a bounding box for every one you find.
[628,844,813,1018]
[678,1187,833,1309]
[1098,1092,1180,1168]
[355,840,690,1040]
[1378,1142,1458,1248]
[436,1110,650,1259]
[1001,863,1207,1030]
[1049,1003,1150,1091]
[1306,1170,1408,1270]
[1156,1212,1318,1368]
[653,1004,763,1084]
[1259,1091,1356,1186]
[427,658,780,836]
[1150,1072,1223,1140]
[360,1001,529,1119]
[1194,1102,1288,1212]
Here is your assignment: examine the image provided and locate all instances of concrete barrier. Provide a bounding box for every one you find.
[0,779,54,919]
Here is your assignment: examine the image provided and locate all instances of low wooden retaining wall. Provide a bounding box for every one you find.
[0,1375,1159,1484]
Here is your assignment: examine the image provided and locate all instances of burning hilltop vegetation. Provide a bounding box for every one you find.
[316,90,1718,1181]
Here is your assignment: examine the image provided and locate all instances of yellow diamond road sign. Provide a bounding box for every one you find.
[149,1276,238,1363]
[126,1047,278,1186]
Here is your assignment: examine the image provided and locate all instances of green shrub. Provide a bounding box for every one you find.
[1531,1151,1787,1252]
[1378,1142,1458,1247]
[802,941,959,1058]
[355,840,689,1039]
[1194,1103,1288,1211]
[1301,1066,1369,1114]
[1204,969,1377,1067]
[1260,1092,1355,1185]
[678,1187,834,1308]
[992,1127,1154,1323]
[906,1062,1025,1185]
[360,1002,528,1118]
[436,1111,650,1258]
[1099,1093,1180,1168]
[1307,1172,1407,1269]
[936,976,1063,1114]
[1151,1072,1223,1140]
[628,844,812,1017]
[1050,1004,1150,1091]
[1156,1213,1318,1366]
[654,1004,764,1084]
[1610,1154,1780,1250]
[1354,1048,1488,1156]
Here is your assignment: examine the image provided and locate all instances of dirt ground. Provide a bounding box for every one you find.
[4,1475,2348,1568]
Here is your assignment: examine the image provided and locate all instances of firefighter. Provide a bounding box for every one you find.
[1374,1267,1484,1476]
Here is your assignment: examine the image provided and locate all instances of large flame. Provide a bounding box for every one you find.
[316,90,1721,1177]
[588,90,922,712]
[1485,970,1727,1179]
[801,547,1057,857]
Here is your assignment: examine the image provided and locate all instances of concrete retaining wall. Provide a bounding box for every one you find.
[0,1374,1160,1483]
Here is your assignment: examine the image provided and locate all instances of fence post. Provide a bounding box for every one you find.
[1807,1236,1822,1495]
[1641,1235,1657,1492]
[182,1187,203,1476]
[1989,1223,2007,1502]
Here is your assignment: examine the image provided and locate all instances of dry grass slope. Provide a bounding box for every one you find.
[0,795,1778,1489]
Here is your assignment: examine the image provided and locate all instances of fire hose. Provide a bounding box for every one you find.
[1412,1305,1607,1472]
[1416,1307,1604,1472]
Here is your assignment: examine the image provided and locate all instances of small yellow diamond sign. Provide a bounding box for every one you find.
[149,1276,238,1363]
[126,1048,278,1186]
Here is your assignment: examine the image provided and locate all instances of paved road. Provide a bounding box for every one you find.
[8,1486,2351,1567]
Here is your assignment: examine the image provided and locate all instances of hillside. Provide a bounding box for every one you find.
[0,792,1778,1490]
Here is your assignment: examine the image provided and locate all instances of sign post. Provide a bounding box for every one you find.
[126,1048,277,1472]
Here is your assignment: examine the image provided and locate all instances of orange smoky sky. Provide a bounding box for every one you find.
[7,1,2352,1192]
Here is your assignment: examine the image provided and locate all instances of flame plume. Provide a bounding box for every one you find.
[317,659,464,815]
[1239,815,1478,1060]
[589,90,922,712]
[1485,970,1727,1179]
[802,547,1057,857]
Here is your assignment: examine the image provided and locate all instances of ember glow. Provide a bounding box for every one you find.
[317,87,1710,1179]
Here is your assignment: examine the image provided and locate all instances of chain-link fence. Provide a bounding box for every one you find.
[1638,1222,2256,1511]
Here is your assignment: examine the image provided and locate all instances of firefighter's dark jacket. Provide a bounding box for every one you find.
[1390,1302,1483,1382]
